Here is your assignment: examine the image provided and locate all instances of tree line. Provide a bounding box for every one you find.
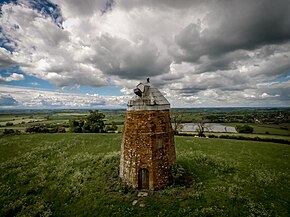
[69,110,117,133]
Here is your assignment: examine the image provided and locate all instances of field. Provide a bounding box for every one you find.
[1,108,290,135]
[1,133,289,216]
[0,110,126,133]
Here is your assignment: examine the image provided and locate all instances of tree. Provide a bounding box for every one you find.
[69,110,106,133]
[236,125,254,133]
[84,110,105,133]
[69,120,84,133]
[172,114,183,134]
[194,117,209,137]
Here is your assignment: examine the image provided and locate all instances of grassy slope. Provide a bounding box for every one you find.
[0,134,289,216]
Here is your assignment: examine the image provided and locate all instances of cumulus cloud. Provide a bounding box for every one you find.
[0,3,107,87]
[0,85,130,108]
[0,48,16,69]
[0,73,24,82]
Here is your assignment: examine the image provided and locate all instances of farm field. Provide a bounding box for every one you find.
[225,123,290,136]
[0,133,289,216]
[0,110,126,133]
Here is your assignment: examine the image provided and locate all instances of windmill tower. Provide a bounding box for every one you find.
[120,80,176,190]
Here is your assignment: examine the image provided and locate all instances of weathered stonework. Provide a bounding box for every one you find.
[120,82,176,190]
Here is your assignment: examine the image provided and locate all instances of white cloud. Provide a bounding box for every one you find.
[0,73,24,82]
[0,48,16,69]
[0,3,107,87]
[0,85,129,108]
[30,82,39,86]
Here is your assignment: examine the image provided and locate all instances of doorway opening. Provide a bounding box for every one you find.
[138,168,149,189]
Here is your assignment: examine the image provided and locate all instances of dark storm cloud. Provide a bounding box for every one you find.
[171,0,290,63]
[195,50,250,74]
[118,0,205,10]
[51,0,113,17]
[92,34,171,80]
[101,0,115,15]
[0,95,18,106]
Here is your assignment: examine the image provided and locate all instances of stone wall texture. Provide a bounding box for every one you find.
[120,110,176,190]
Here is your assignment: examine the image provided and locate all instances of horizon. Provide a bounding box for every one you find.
[0,106,289,112]
[1,0,290,109]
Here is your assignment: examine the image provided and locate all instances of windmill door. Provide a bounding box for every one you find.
[138,169,149,189]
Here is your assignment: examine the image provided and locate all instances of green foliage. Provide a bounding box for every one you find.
[69,120,84,133]
[170,164,193,187]
[69,110,106,133]
[3,129,21,135]
[25,124,66,133]
[236,124,254,133]
[105,121,118,132]
[26,125,49,133]
[5,122,13,126]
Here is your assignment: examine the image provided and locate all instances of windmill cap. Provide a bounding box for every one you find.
[127,82,170,111]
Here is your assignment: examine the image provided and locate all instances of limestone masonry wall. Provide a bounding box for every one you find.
[120,110,176,190]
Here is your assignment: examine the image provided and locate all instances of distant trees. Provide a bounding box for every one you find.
[25,125,66,133]
[236,125,254,133]
[3,129,21,135]
[69,110,106,133]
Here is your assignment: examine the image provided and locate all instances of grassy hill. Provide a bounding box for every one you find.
[0,134,289,216]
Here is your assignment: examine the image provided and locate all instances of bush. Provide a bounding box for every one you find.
[5,122,14,126]
[105,121,118,132]
[236,125,254,133]
[170,164,193,187]
[3,129,21,135]
[26,125,49,133]
[25,125,66,134]
[3,129,15,135]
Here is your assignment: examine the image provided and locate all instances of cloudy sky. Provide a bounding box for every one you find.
[0,0,290,109]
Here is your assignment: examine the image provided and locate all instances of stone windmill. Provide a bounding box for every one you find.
[120,79,176,190]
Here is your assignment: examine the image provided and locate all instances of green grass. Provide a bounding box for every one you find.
[226,123,290,136]
[251,125,290,135]
[204,132,290,142]
[0,134,289,216]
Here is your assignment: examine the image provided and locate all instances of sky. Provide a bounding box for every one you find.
[0,0,290,109]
